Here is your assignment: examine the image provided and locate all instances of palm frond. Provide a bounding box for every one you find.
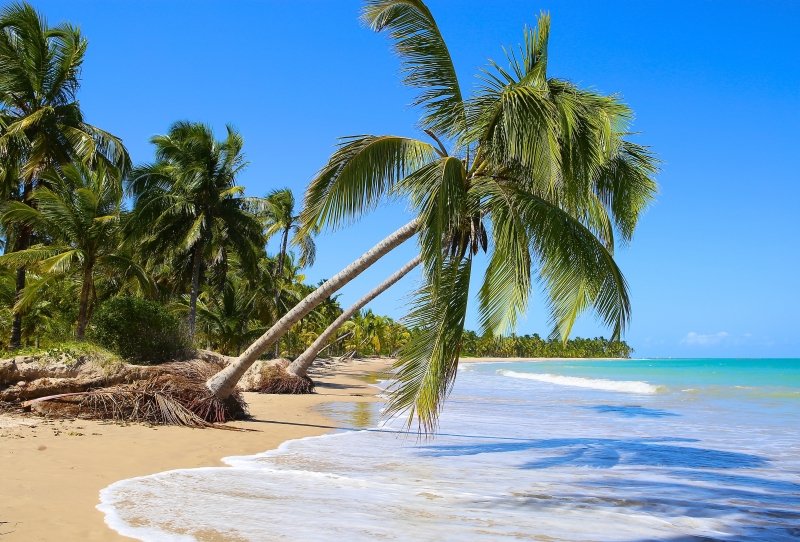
[593,140,659,242]
[362,0,465,138]
[301,134,436,231]
[0,244,72,268]
[291,224,317,268]
[481,181,630,340]
[478,184,531,335]
[386,255,471,433]
[399,155,467,291]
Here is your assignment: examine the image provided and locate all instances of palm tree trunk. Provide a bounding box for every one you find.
[273,225,290,358]
[9,224,32,349]
[188,246,203,340]
[10,265,25,348]
[288,255,421,377]
[206,218,420,398]
[75,264,94,339]
[9,181,35,349]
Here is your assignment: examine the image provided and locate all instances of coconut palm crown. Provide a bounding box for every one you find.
[0,2,131,346]
[126,122,265,340]
[300,0,659,431]
[0,163,149,338]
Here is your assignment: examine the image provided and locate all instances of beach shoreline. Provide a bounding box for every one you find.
[459,356,629,363]
[0,357,392,542]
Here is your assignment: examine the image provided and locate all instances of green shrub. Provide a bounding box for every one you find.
[89,297,190,364]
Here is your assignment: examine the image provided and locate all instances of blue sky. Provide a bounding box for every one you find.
[33,0,800,357]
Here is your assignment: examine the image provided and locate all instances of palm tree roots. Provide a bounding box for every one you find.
[23,362,249,427]
[254,364,315,394]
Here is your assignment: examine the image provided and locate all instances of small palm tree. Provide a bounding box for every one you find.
[0,2,130,347]
[0,163,148,338]
[184,278,262,356]
[127,122,264,340]
[260,187,316,356]
[262,188,316,272]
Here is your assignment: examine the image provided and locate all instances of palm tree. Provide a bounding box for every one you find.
[344,310,392,357]
[298,2,658,431]
[206,2,657,420]
[262,188,316,271]
[0,2,130,347]
[185,278,262,356]
[0,163,148,338]
[126,122,264,340]
[288,255,420,377]
[260,188,316,356]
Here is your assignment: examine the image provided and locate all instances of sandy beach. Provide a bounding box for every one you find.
[0,358,392,542]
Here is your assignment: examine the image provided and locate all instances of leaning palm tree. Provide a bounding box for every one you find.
[260,187,316,356]
[126,122,264,340]
[0,2,130,347]
[0,163,149,338]
[206,3,657,429]
[287,255,420,377]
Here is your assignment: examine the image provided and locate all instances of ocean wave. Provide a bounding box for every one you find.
[497,370,661,394]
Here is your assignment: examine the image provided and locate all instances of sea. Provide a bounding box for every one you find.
[98,358,800,541]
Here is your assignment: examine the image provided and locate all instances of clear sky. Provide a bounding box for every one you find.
[31,0,800,357]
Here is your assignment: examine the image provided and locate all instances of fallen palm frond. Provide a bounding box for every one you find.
[22,362,249,428]
[254,364,314,394]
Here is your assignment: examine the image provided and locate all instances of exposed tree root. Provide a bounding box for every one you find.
[254,364,315,394]
[21,362,249,428]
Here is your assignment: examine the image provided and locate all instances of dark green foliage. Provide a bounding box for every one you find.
[460,330,633,359]
[89,297,190,364]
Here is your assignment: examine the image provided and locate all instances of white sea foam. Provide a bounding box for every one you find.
[98,365,800,541]
[497,369,661,394]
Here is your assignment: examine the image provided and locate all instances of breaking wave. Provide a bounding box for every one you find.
[497,370,661,394]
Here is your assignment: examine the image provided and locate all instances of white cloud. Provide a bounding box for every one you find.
[682,331,730,346]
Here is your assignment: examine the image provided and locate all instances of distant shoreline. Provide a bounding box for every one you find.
[459,356,628,363]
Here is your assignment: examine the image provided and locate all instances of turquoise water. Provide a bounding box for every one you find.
[487,358,800,391]
[99,358,800,541]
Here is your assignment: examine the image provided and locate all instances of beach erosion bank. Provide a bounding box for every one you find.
[0,357,393,541]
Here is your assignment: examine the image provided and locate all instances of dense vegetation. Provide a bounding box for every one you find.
[0,2,637,367]
[461,331,632,359]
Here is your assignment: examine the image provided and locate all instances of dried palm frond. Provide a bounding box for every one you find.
[24,366,249,428]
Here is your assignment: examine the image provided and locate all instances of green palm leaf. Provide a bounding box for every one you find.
[399,155,467,290]
[362,0,465,138]
[386,255,472,432]
[301,134,437,231]
[481,181,631,340]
